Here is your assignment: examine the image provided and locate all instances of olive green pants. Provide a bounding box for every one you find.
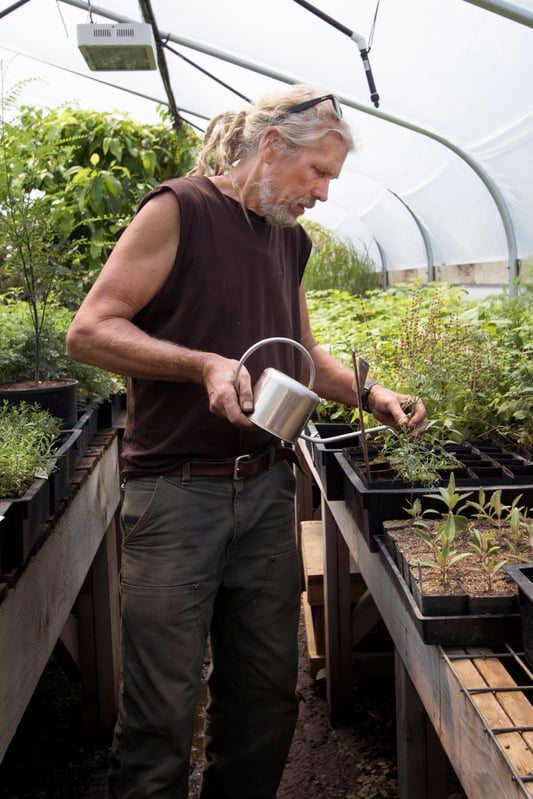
[108,461,301,799]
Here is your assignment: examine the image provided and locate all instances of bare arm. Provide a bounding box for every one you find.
[299,284,428,433]
[67,190,254,427]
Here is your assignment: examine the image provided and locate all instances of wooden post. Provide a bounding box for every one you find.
[0,434,121,762]
[76,514,121,736]
[323,500,353,725]
[395,650,449,799]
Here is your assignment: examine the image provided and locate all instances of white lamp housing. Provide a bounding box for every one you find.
[77,22,157,71]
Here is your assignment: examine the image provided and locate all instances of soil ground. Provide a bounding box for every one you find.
[0,611,466,799]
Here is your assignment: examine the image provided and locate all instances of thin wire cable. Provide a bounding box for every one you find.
[368,0,381,51]
[162,41,251,104]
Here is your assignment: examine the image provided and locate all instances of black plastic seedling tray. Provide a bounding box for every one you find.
[337,441,533,552]
[377,537,522,646]
[305,421,361,500]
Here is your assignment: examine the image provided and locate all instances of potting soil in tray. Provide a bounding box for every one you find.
[376,536,522,646]
[337,440,533,552]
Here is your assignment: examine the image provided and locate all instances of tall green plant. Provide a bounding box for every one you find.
[0,80,80,382]
[302,220,380,296]
[0,83,200,306]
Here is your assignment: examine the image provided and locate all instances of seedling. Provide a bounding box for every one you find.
[469,528,508,592]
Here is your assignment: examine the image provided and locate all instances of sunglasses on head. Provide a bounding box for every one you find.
[274,94,343,123]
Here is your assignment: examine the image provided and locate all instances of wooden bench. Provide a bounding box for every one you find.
[300,520,385,678]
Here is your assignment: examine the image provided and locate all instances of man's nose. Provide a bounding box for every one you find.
[312,178,331,203]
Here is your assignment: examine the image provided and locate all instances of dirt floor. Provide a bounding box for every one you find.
[0,611,466,799]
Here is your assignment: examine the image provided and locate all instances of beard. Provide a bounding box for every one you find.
[257,175,314,227]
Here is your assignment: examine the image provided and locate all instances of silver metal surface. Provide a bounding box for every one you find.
[235,337,319,443]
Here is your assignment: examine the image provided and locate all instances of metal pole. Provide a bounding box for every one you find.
[463,0,533,28]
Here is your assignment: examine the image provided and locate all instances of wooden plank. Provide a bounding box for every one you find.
[0,434,120,762]
[302,591,325,679]
[351,589,381,647]
[469,653,533,748]
[301,519,366,606]
[57,613,80,670]
[295,455,315,530]
[301,520,326,605]
[451,653,533,795]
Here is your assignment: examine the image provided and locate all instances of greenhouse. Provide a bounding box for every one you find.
[1,2,533,798]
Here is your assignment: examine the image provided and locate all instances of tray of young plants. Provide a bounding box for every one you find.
[374,473,533,645]
[336,429,533,551]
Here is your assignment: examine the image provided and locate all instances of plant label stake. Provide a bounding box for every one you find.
[352,349,371,480]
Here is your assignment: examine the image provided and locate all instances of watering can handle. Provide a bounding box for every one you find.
[234,336,316,392]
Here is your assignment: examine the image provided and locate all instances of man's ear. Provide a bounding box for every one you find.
[261,127,283,165]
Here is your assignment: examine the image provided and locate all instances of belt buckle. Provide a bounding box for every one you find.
[233,453,252,480]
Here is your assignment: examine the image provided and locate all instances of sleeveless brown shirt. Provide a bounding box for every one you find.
[121,176,312,476]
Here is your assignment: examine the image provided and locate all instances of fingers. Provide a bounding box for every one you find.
[397,395,428,437]
[203,355,255,428]
[235,367,254,414]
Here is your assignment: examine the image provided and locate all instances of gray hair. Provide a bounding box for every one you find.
[189,84,355,177]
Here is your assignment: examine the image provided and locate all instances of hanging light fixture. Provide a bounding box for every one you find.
[77,21,157,71]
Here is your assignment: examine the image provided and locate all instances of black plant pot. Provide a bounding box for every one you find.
[0,379,79,428]
[411,576,469,617]
[0,477,50,576]
[504,564,533,666]
[305,421,363,500]
[48,427,84,516]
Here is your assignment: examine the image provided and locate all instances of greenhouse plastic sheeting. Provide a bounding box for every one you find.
[1,0,532,277]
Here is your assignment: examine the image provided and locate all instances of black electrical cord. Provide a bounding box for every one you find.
[0,0,32,20]
[162,41,251,105]
[292,0,380,107]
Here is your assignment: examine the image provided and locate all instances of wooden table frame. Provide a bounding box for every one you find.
[0,432,122,762]
[297,441,533,799]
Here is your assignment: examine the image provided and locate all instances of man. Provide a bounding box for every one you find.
[67,84,427,799]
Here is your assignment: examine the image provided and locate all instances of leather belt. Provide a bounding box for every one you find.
[179,447,300,480]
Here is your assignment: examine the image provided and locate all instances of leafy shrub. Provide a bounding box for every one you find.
[306,281,533,450]
[0,400,62,497]
[0,86,199,306]
[0,299,124,404]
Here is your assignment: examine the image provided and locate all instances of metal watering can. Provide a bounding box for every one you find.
[234,337,390,444]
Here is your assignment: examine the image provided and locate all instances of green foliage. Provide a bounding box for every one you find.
[0,79,199,306]
[469,528,507,592]
[0,76,197,390]
[411,474,472,587]
[0,299,124,403]
[378,427,461,486]
[0,399,62,497]
[472,290,533,449]
[0,82,81,381]
[302,220,380,296]
[306,281,533,450]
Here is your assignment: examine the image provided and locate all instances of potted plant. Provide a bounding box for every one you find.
[382,474,533,622]
[0,82,82,426]
[0,399,63,575]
